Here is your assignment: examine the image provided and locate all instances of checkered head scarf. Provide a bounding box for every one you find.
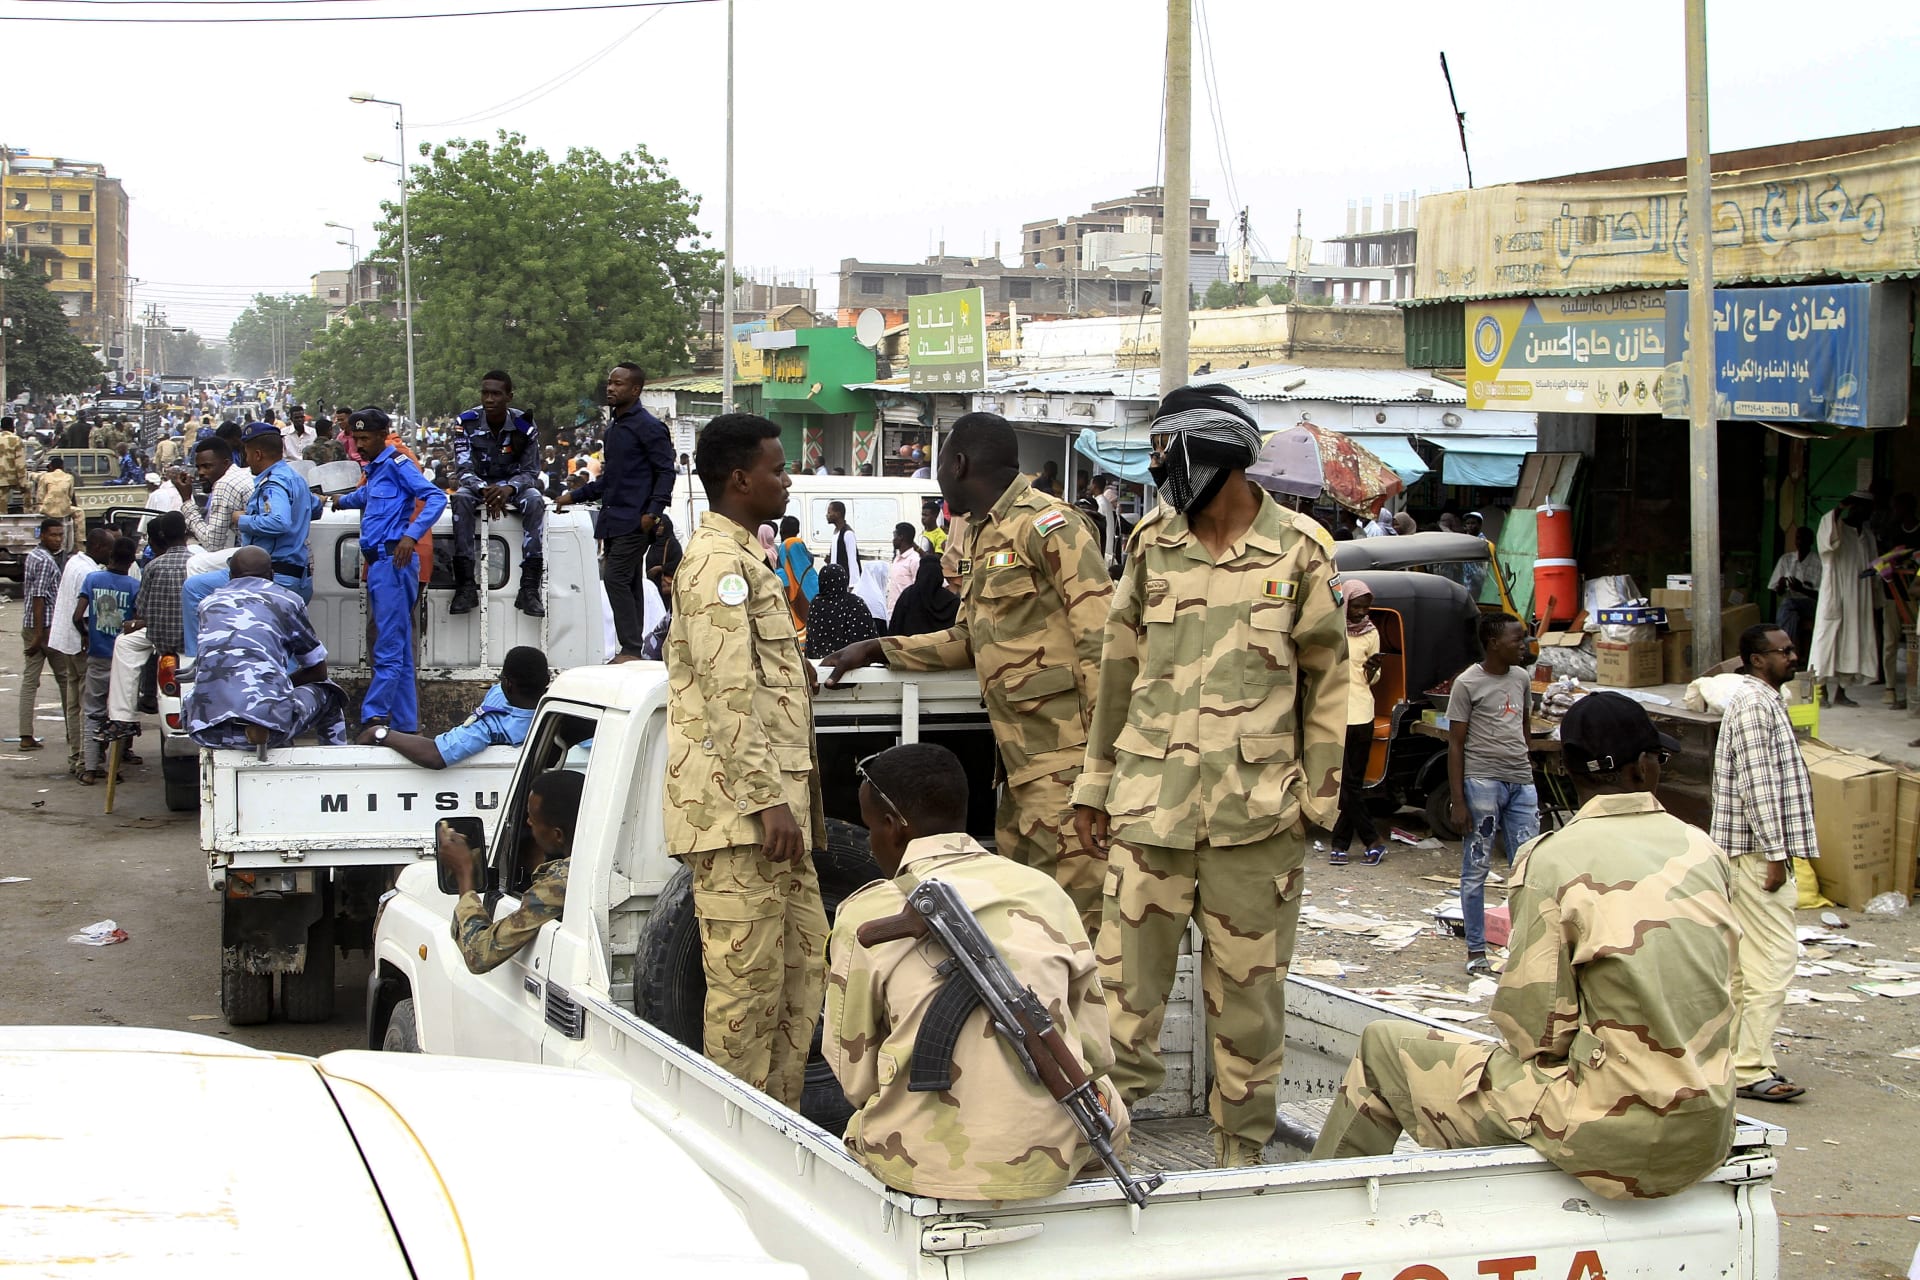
[1149,383,1262,513]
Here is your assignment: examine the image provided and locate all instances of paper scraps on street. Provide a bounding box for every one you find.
[1300,905,1430,951]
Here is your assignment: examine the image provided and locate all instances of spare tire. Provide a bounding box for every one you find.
[635,819,881,1136]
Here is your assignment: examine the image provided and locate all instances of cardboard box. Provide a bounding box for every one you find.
[1897,770,1919,896]
[1650,588,1694,611]
[1596,605,1668,627]
[1666,574,1693,591]
[1596,640,1662,688]
[1661,630,1696,683]
[1658,598,1761,660]
[1800,739,1897,908]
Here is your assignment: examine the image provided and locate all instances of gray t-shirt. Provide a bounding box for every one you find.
[1446,663,1533,784]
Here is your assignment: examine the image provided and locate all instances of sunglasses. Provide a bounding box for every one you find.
[1752,646,1797,657]
[855,753,908,826]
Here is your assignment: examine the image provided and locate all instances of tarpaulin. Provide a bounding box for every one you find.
[1437,436,1534,488]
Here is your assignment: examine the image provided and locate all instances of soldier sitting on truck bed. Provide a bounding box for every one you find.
[1311,693,1738,1201]
[356,645,550,769]
[442,767,583,974]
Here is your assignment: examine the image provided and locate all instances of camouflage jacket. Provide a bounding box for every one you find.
[826,835,1129,1200]
[884,477,1110,786]
[452,857,569,973]
[665,511,826,856]
[303,439,345,466]
[0,432,24,488]
[1485,792,1737,1199]
[37,469,75,518]
[1071,489,1348,847]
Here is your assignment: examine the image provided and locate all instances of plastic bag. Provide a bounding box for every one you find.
[66,919,128,946]
[1793,859,1833,910]
[1583,576,1640,630]
[1863,892,1910,917]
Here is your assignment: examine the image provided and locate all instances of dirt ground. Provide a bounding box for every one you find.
[1293,815,1920,1280]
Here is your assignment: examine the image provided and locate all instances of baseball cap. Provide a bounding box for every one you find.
[240,421,281,443]
[348,406,392,434]
[1560,692,1681,777]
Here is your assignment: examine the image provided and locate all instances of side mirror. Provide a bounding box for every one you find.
[434,816,489,896]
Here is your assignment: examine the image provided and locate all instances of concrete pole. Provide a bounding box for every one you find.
[1684,0,1721,665]
[396,103,418,428]
[721,0,736,414]
[1158,0,1191,395]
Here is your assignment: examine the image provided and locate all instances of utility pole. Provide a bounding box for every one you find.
[1684,0,1721,666]
[1158,0,1191,394]
[721,0,736,414]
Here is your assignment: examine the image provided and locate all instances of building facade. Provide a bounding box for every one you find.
[1020,185,1222,269]
[0,148,130,353]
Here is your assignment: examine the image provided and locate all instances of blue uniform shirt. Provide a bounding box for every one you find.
[432,683,535,766]
[237,459,315,570]
[453,406,542,494]
[335,444,448,551]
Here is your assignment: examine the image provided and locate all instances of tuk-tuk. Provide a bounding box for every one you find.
[1333,531,1520,619]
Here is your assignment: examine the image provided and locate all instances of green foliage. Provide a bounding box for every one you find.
[228,294,332,378]
[370,130,719,425]
[1202,278,1296,310]
[292,305,409,414]
[139,326,223,377]
[2,253,102,396]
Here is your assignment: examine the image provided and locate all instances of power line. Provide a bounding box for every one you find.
[0,0,716,23]
[420,6,663,126]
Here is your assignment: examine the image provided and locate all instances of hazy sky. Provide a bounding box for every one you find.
[5,0,1915,341]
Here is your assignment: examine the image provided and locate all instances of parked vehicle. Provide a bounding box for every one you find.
[1334,530,1520,618]
[368,663,1784,1280]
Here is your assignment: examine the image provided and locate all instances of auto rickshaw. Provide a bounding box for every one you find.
[1332,530,1521,619]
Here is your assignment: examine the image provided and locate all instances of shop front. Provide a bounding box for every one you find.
[752,326,879,474]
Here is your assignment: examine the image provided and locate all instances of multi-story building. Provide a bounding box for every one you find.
[1323,193,1419,302]
[0,148,130,353]
[836,252,1159,328]
[1020,185,1222,269]
[312,261,401,319]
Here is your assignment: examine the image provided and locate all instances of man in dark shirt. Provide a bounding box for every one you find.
[102,512,191,741]
[556,362,675,661]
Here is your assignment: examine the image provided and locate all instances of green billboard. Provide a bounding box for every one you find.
[908,287,987,392]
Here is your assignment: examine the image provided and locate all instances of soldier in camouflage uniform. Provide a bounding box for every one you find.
[824,413,1113,942]
[181,548,348,749]
[36,458,75,520]
[665,413,829,1110]
[0,420,27,512]
[1072,384,1348,1168]
[445,769,582,973]
[827,743,1129,1199]
[1312,693,1738,1200]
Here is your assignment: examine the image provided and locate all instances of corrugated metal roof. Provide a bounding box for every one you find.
[852,362,1472,406]
[649,374,765,392]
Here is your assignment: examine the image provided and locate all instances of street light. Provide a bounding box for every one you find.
[352,93,416,426]
[325,221,358,305]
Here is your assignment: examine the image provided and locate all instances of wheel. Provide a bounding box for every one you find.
[221,956,273,1026]
[635,819,880,1135]
[280,910,337,1024]
[1424,783,1462,842]
[382,997,421,1053]
[162,752,197,813]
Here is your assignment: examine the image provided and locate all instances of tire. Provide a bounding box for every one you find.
[1424,783,1462,842]
[221,957,273,1026]
[162,752,197,813]
[382,997,421,1053]
[280,910,337,1024]
[636,819,880,1136]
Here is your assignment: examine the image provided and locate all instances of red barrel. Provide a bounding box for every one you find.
[1533,503,1578,625]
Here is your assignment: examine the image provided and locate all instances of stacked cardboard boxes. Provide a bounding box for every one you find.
[1800,740,1898,908]
[1649,588,1761,683]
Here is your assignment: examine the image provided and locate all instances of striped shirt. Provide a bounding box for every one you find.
[182,465,255,552]
[1709,674,1817,862]
[23,546,61,630]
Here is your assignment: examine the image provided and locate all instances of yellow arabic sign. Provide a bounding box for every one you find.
[1467,291,1668,413]
[1418,135,1920,298]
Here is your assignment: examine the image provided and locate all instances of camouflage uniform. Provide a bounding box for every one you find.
[451,406,546,562]
[826,834,1130,1199]
[303,437,345,466]
[37,468,75,519]
[1311,792,1738,1201]
[0,430,26,506]
[882,477,1112,940]
[665,510,829,1109]
[1072,490,1347,1161]
[452,857,569,973]
[181,577,347,749]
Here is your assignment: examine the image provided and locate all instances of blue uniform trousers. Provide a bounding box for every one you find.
[362,552,420,731]
[452,486,545,562]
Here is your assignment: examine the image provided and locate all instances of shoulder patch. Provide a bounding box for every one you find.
[715,572,749,606]
[1033,510,1069,536]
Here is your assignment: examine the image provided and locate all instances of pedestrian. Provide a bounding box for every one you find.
[75,536,140,785]
[1878,492,1916,708]
[182,547,347,750]
[1711,623,1817,1104]
[177,436,254,554]
[1329,578,1386,868]
[46,526,110,777]
[1460,511,1489,599]
[142,471,183,515]
[37,456,74,521]
[644,511,683,592]
[1447,612,1539,976]
[1809,490,1877,707]
[756,521,780,569]
[884,521,920,615]
[1312,692,1737,1203]
[556,363,675,660]
[0,419,27,513]
[917,499,947,558]
[281,405,314,461]
[826,500,860,575]
[448,371,548,618]
[663,413,828,1109]
[774,514,817,631]
[100,512,191,743]
[333,408,447,733]
[1075,472,1109,559]
[825,743,1130,1199]
[824,412,1114,941]
[304,421,345,466]
[1034,459,1061,497]
[358,645,550,769]
[802,563,877,659]
[1069,384,1347,1168]
[1767,525,1821,666]
[18,517,65,752]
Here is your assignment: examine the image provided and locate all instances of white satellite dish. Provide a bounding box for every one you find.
[855,307,885,348]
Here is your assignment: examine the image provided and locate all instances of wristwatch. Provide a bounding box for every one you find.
[374,726,390,744]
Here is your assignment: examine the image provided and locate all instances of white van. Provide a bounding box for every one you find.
[666,472,942,565]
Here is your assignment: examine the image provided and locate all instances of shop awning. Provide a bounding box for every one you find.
[1435,436,1534,487]
[1074,425,1155,485]
[1352,435,1430,487]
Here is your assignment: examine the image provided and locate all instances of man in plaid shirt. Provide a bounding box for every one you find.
[102,512,192,741]
[1710,622,1817,1104]
[19,517,65,752]
[176,437,254,552]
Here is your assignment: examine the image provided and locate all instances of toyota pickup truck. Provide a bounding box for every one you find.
[368,663,1784,1280]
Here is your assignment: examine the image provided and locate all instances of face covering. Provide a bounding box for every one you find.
[1145,385,1263,515]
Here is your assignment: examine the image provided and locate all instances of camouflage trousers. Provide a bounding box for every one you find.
[1309,1020,1516,1160]
[1097,828,1306,1147]
[997,765,1107,943]
[684,842,830,1110]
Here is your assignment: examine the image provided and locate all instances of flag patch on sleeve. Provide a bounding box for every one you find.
[1033,510,1069,536]
[1263,579,1298,600]
[985,551,1017,569]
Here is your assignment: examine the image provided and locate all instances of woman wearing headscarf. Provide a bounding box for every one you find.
[887,553,959,637]
[803,563,878,659]
[1328,578,1385,867]
[757,522,781,570]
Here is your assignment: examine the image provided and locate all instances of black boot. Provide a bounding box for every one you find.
[449,557,479,614]
[515,557,546,618]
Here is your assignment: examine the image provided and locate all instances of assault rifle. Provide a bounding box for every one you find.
[857,877,1163,1208]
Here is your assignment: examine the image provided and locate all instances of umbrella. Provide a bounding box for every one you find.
[1249,423,1405,517]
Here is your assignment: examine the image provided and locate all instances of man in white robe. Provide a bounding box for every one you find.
[1810,490,1878,707]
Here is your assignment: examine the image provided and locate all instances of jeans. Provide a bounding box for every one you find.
[1461,777,1538,953]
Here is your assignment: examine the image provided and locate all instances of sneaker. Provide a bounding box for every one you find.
[1328,848,1349,866]
[1361,845,1386,866]
[1464,955,1496,977]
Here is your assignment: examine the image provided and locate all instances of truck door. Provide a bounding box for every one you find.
[445,706,600,1063]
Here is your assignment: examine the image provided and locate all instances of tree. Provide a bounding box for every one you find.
[2,253,102,397]
[1202,278,1295,310]
[136,325,224,377]
[292,305,408,415]
[373,130,719,426]
[228,294,332,379]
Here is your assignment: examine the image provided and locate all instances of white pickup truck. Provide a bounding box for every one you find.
[368,663,1784,1279]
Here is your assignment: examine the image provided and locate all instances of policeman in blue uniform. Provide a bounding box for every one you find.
[334,408,447,732]
[183,547,347,749]
[450,370,547,617]
[179,420,322,649]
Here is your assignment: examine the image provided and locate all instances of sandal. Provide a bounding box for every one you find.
[1328,848,1349,866]
[1361,846,1386,866]
[75,770,99,786]
[1735,1074,1805,1103]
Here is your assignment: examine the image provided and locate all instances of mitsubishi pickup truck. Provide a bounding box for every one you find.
[368,663,1784,1280]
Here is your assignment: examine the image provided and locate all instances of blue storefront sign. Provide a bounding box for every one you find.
[1663,281,1908,427]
